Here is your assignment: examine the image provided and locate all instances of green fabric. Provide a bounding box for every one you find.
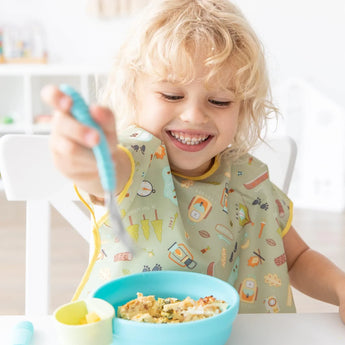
[78,126,296,313]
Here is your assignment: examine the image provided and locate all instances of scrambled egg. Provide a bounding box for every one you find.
[117,293,228,323]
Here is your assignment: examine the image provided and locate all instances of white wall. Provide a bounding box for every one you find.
[0,0,132,67]
[232,0,345,109]
[1,0,344,107]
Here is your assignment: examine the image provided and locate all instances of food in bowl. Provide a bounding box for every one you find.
[118,292,228,323]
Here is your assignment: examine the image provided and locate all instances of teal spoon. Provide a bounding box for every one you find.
[59,84,135,254]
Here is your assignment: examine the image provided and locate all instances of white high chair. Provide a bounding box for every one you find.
[0,134,297,315]
[0,134,91,315]
[251,136,297,194]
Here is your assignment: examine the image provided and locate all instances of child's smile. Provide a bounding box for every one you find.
[168,130,213,152]
[136,69,240,177]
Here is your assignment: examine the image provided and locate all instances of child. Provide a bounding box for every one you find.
[43,0,345,319]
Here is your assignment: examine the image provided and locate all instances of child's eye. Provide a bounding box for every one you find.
[208,99,231,107]
[161,93,184,101]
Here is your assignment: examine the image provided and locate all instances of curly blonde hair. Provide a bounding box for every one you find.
[100,0,277,157]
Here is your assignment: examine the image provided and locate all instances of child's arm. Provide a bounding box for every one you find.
[41,85,132,199]
[284,226,345,323]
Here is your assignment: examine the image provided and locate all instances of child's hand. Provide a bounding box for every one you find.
[41,84,121,198]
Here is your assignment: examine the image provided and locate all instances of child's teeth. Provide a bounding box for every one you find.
[171,131,208,145]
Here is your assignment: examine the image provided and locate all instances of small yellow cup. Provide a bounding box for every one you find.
[54,298,115,345]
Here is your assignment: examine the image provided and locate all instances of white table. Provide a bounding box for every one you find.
[2,313,345,345]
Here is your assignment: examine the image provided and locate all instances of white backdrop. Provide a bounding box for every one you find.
[1,0,345,211]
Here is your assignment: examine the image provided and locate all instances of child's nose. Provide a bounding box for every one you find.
[180,105,208,124]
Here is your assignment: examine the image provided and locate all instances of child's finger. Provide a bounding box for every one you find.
[89,105,116,133]
[89,105,118,146]
[41,84,73,112]
[52,110,100,148]
[50,134,101,184]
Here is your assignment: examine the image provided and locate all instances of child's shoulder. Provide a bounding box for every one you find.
[227,152,273,194]
[228,152,292,229]
[230,153,268,179]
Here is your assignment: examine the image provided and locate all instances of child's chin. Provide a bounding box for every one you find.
[170,158,213,177]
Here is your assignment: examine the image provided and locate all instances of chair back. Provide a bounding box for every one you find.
[0,134,90,315]
[251,136,297,194]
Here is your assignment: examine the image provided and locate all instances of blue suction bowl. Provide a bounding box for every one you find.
[92,271,239,345]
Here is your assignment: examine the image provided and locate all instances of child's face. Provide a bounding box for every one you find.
[135,67,240,177]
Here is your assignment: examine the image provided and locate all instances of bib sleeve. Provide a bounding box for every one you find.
[232,154,293,238]
[117,126,165,212]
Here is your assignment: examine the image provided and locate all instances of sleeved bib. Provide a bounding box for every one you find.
[74,126,295,313]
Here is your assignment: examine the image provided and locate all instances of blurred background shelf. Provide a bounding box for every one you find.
[0,64,107,136]
[0,124,26,133]
[0,64,107,191]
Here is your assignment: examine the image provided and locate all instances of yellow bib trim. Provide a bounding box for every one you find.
[281,200,294,238]
[117,144,135,203]
[71,146,133,300]
[71,185,108,301]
